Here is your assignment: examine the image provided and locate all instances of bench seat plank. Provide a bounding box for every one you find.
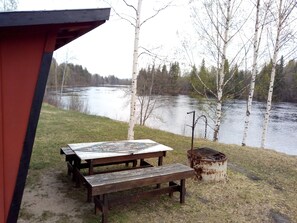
[85,163,194,196]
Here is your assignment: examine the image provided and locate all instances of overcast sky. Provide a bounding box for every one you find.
[17,0,191,79]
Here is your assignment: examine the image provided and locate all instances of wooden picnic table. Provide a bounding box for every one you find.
[67,139,173,175]
[62,140,194,222]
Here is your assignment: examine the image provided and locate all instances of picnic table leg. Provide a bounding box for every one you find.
[67,163,71,176]
[140,159,145,166]
[127,160,137,167]
[74,157,82,187]
[158,156,163,166]
[73,158,81,182]
[180,179,186,204]
[132,160,137,167]
[89,160,94,175]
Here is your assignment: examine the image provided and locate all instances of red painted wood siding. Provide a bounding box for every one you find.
[0,30,55,223]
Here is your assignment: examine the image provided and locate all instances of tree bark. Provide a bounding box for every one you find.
[261,0,283,148]
[242,0,261,146]
[128,0,142,140]
[213,0,231,141]
[60,63,68,98]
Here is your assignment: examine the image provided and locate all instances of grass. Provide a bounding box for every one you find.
[19,103,297,223]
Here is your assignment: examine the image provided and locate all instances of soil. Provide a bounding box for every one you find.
[18,169,93,223]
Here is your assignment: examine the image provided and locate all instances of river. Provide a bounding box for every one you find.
[55,86,297,155]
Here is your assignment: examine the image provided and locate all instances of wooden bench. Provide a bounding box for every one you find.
[83,163,195,223]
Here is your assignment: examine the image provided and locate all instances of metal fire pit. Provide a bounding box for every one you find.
[187,147,227,181]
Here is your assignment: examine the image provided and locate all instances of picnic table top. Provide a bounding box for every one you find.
[68,139,173,160]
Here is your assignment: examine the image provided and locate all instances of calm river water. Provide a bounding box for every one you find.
[57,86,297,155]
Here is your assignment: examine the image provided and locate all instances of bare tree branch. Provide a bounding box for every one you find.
[102,0,136,27]
[140,1,173,27]
[122,0,137,12]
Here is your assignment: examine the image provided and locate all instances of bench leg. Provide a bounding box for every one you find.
[169,181,175,197]
[87,188,92,202]
[180,179,186,204]
[101,194,109,223]
[94,195,101,214]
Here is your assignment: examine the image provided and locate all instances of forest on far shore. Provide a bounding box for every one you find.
[46,57,297,103]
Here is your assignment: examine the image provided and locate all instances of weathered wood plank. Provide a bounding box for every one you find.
[68,139,172,160]
[84,163,194,196]
[94,183,180,208]
[86,163,193,186]
[60,147,75,156]
[90,151,166,165]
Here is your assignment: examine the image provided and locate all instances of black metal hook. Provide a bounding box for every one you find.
[187,111,208,147]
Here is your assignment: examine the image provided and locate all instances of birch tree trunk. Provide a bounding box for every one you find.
[60,62,68,98]
[127,0,142,140]
[242,0,261,146]
[213,0,231,141]
[261,0,282,148]
[261,51,279,148]
[55,62,58,98]
[260,0,297,148]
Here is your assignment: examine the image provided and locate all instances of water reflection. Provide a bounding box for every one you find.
[52,86,297,155]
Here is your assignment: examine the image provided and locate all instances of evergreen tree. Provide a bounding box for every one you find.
[255,61,272,101]
[274,56,285,101]
[168,62,181,95]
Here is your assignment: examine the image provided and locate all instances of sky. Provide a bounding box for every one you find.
[17,0,192,79]
[15,0,297,79]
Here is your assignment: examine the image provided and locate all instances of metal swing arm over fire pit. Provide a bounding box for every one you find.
[186,110,207,168]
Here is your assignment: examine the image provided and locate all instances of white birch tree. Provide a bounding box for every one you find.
[212,0,231,141]
[242,0,269,146]
[60,62,69,97]
[106,0,172,139]
[127,0,142,140]
[261,0,297,148]
[189,0,249,141]
[60,51,72,98]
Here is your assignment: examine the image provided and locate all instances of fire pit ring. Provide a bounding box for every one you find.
[187,147,227,181]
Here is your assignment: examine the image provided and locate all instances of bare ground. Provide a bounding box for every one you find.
[18,169,93,223]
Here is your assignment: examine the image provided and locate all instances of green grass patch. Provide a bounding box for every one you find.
[20,103,297,223]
